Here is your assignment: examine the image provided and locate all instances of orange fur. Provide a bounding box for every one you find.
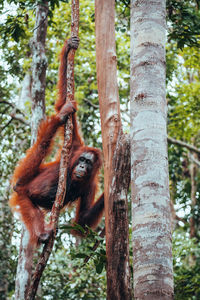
[55,38,84,151]
[9,193,45,246]
[9,37,104,246]
[12,116,60,187]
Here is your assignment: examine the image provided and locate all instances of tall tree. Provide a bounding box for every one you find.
[15,2,49,299]
[95,0,132,299]
[130,0,174,299]
[0,192,13,300]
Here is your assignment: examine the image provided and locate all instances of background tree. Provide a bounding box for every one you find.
[15,2,49,299]
[166,1,200,299]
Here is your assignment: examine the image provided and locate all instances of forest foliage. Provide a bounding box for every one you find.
[0,0,200,299]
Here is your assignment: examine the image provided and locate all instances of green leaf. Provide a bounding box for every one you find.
[95,261,104,274]
[74,253,87,259]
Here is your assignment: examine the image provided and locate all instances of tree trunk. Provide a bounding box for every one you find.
[189,148,197,239]
[18,73,32,110]
[0,193,13,300]
[26,1,79,299]
[189,148,197,266]
[15,2,49,299]
[95,0,132,299]
[30,1,48,142]
[130,0,174,299]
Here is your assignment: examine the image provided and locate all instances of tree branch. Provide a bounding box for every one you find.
[0,100,15,107]
[83,227,105,265]
[26,1,79,299]
[26,120,74,300]
[10,113,29,126]
[1,114,29,134]
[0,100,26,117]
[0,119,13,133]
[83,98,99,109]
[168,136,200,155]
[189,153,200,168]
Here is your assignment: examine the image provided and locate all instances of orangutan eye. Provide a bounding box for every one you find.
[86,159,92,165]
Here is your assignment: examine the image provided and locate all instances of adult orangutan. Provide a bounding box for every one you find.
[9,37,104,246]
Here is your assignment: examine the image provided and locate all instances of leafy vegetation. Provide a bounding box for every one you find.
[0,0,200,299]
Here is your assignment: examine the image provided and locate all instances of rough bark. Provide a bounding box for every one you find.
[26,1,79,299]
[30,1,48,142]
[26,115,74,300]
[107,134,132,299]
[130,0,174,299]
[18,73,32,110]
[95,0,132,299]
[188,149,198,267]
[15,3,49,300]
[0,193,13,300]
[189,153,200,168]
[189,149,197,240]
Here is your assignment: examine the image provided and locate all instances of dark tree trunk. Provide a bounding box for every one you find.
[95,0,132,299]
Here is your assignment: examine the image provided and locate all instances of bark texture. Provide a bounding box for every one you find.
[26,1,79,299]
[95,0,132,299]
[190,149,197,240]
[26,117,74,300]
[18,73,32,109]
[130,0,174,299]
[0,193,13,300]
[15,3,49,299]
[31,1,48,142]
